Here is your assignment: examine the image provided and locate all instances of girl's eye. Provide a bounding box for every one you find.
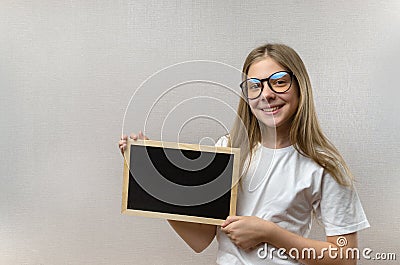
[248,80,261,90]
[270,72,291,87]
[271,78,290,87]
[275,80,288,86]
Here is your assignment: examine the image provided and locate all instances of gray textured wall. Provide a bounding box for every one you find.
[1,1,399,264]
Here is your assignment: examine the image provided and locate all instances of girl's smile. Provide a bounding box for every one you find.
[259,104,284,114]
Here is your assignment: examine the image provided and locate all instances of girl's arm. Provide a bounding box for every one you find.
[167,220,217,253]
[222,216,358,265]
[267,222,357,265]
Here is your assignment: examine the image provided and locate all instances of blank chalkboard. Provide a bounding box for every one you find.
[121,139,240,225]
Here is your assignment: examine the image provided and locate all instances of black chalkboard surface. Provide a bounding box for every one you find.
[121,139,240,225]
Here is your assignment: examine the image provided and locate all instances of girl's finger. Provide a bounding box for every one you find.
[121,144,126,152]
[220,226,229,234]
[139,131,144,139]
[221,216,240,228]
[139,131,149,140]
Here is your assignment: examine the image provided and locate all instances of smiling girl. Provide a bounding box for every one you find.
[119,43,369,265]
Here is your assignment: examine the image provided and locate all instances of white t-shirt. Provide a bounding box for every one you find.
[215,136,370,265]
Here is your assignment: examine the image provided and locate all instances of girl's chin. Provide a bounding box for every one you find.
[257,115,288,129]
[257,117,279,128]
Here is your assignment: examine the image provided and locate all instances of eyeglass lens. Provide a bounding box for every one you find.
[243,71,292,99]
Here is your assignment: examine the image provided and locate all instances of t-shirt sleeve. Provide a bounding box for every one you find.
[215,135,229,147]
[313,172,370,236]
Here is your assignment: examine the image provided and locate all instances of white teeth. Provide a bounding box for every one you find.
[262,106,281,112]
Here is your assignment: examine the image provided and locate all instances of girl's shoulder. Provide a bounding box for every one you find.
[215,134,230,147]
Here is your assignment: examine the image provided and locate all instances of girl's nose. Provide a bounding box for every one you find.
[261,83,276,100]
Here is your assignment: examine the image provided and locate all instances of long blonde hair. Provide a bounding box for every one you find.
[229,43,353,186]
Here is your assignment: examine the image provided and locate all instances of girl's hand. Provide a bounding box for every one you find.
[118,131,149,156]
[221,216,274,251]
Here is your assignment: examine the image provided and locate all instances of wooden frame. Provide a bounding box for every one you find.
[121,139,240,225]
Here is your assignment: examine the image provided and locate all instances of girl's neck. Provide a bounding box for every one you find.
[260,125,292,149]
